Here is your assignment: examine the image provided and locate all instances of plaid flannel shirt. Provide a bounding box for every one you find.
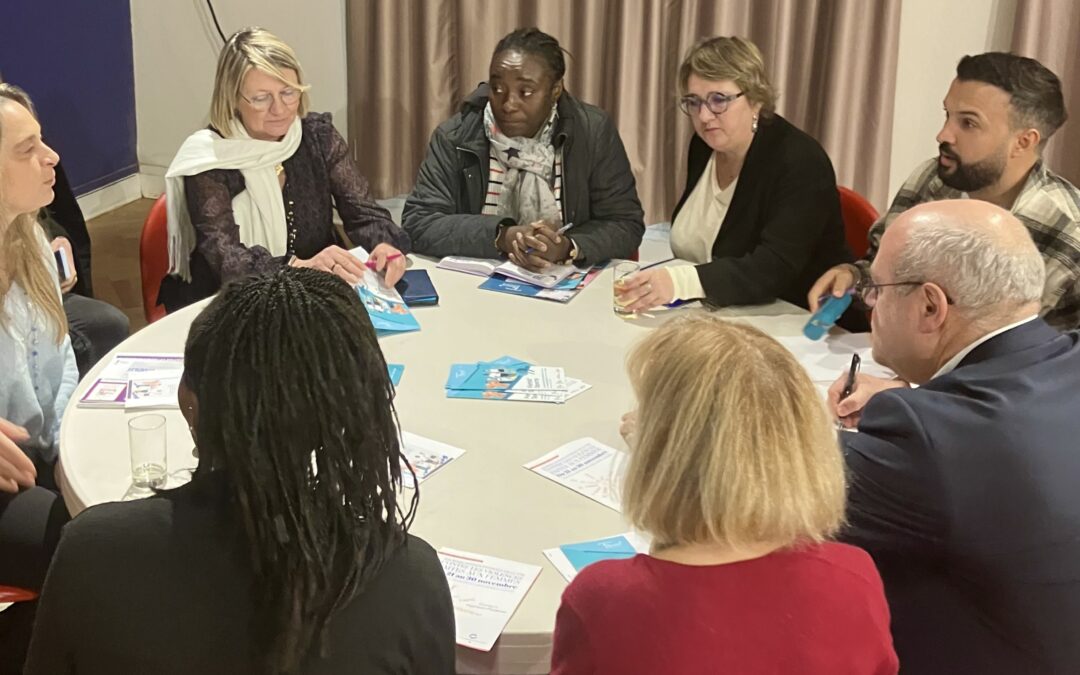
[856,158,1080,331]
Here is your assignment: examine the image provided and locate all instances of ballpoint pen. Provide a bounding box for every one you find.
[840,353,861,401]
[364,253,403,270]
[523,222,574,255]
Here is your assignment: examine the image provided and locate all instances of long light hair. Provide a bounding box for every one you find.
[209,27,311,136]
[623,314,845,551]
[0,83,66,342]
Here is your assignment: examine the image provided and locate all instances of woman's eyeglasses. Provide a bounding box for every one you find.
[679,91,744,116]
[241,88,301,112]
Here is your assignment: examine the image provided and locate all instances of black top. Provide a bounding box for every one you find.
[402,85,645,264]
[24,471,456,675]
[841,320,1080,674]
[159,113,411,312]
[672,115,852,309]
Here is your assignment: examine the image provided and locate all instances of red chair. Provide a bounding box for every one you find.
[0,586,37,603]
[837,186,879,259]
[139,195,169,324]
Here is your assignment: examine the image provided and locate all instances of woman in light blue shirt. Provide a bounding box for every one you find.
[0,82,78,671]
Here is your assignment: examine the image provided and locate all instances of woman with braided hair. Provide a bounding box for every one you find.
[25,267,455,674]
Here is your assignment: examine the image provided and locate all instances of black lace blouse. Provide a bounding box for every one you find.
[158,113,410,311]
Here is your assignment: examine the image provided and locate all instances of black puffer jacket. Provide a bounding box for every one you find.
[403,85,645,264]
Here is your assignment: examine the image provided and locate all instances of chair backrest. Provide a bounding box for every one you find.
[837,186,879,259]
[139,195,169,324]
[0,585,38,603]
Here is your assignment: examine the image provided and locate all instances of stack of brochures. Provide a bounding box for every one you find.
[445,355,591,403]
[348,247,420,334]
[437,256,602,302]
[479,265,604,302]
[78,353,185,409]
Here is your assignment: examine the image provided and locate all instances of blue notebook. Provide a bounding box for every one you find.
[395,269,439,306]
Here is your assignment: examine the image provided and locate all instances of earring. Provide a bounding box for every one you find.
[752,115,759,134]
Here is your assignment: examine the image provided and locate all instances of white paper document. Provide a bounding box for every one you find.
[437,256,502,277]
[493,260,576,289]
[125,370,183,410]
[774,333,895,383]
[524,438,628,512]
[400,431,466,489]
[438,548,541,652]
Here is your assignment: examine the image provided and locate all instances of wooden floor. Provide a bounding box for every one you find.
[88,198,155,333]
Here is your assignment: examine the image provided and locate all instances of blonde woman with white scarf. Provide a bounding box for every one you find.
[160,27,409,311]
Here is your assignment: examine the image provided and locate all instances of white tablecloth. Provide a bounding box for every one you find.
[58,243,812,674]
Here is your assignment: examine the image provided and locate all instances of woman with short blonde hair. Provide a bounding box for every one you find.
[160,27,410,312]
[616,36,861,332]
[551,314,897,675]
[623,315,844,549]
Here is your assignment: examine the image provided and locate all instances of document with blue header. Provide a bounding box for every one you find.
[543,532,652,582]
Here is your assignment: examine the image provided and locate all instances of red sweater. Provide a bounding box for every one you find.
[550,542,898,675]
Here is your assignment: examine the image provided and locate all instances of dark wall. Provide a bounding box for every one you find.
[1,0,138,195]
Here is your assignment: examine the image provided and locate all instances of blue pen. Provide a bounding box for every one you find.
[523,222,574,256]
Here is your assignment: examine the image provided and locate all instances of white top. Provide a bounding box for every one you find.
[668,153,738,301]
[57,254,811,675]
[932,315,1039,379]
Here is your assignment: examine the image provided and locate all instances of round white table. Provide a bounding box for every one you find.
[58,251,812,674]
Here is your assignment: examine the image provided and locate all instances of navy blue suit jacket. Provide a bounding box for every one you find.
[841,319,1080,674]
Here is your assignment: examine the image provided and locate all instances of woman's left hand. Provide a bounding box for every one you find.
[369,243,406,286]
[615,268,676,312]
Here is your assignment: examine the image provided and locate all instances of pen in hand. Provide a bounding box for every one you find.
[523,222,573,256]
[364,253,403,271]
[840,353,861,401]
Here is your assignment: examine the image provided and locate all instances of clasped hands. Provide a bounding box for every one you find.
[497,221,572,271]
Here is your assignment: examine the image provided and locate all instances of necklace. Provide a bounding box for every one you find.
[275,163,285,177]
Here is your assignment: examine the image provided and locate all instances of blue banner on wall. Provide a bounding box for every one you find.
[1,0,138,195]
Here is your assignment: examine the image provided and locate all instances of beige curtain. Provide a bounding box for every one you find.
[347,0,901,224]
[1012,0,1080,186]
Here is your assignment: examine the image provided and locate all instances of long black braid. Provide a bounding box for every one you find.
[493,27,570,80]
[182,267,417,673]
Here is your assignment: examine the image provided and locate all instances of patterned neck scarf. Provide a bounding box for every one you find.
[483,101,562,226]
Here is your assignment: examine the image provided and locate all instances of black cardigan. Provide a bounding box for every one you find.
[672,114,852,310]
[24,472,456,674]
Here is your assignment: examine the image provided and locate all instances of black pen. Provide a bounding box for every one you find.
[840,353,861,400]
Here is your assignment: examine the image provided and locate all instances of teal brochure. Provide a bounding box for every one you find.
[357,285,419,334]
[559,535,639,572]
[387,363,404,385]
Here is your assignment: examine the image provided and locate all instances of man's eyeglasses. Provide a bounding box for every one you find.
[241,88,302,112]
[855,279,954,309]
[679,91,744,116]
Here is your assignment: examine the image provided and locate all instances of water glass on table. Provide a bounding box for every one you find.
[613,261,640,315]
[129,414,167,488]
